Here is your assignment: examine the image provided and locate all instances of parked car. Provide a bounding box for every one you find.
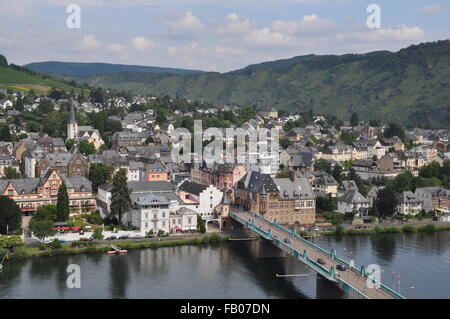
[105,235,117,240]
[131,234,144,239]
[118,234,130,240]
[336,264,347,271]
[283,238,292,244]
[317,258,326,265]
[145,234,155,239]
[79,237,91,242]
[354,225,363,229]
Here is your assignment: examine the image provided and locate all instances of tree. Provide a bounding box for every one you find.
[3,166,21,179]
[314,159,331,174]
[91,227,104,240]
[0,235,23,250]
[56,182,70,222]
[340,132,356,145]
[375,188,397,218]
[350,112,359,127]
[0,54,7,67]
[35,205,57,222]
[280,138,292,149]
[384,123,406,142]
[332,165,343,183]
[0,196,22,234]
[88,163,114,191]
[29,219,55,242]
[0,123,12,142]
[110,169,132,224]
[65,139,74,150]
[197,215,206,233]
[79,140,96,155]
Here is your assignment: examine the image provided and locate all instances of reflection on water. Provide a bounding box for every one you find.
[1,231,450,299]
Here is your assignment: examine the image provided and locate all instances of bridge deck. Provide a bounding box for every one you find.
[231,210,405,299]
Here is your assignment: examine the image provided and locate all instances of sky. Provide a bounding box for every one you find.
[0,0,449,72]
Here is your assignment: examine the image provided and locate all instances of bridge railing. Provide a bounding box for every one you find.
[232,210,406,299]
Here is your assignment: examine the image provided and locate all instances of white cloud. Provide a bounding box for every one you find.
[420,5,449,14]
[271,14,340,36]
[217,13,252,36]
[165,11,205,38]
[79,35,101,51]
[130,36,158,52]
[337,25,425,43]
[107,43,127,53]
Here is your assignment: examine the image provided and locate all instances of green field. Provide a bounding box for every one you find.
[0,66,86,94]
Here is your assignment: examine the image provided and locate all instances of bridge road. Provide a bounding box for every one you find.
[234,210,397,299]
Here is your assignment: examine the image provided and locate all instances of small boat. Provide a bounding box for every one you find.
[119,250,128,254]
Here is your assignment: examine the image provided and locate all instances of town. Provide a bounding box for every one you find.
[0,86,449,249]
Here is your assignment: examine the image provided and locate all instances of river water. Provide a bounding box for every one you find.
[1,231,449,299]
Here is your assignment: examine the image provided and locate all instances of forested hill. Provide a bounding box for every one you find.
[24,61,204,76]
[26,40,450,128]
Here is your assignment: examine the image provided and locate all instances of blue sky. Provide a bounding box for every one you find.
[1,0,449,72]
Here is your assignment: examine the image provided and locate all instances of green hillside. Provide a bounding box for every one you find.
[0,61,87,94]
[24,61,204,76]
[68,40,450,128]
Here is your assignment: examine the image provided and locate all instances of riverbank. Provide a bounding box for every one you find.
[1,234,230,261]
[321,223,450,236]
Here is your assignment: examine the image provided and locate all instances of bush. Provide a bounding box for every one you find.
[38,243,48,250]
[91,227,104,240]
[402,224,417,233]
[421,224,436,233]
[49,239,62,249]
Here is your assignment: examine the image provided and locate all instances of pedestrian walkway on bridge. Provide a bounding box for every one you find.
[230,210,406,299]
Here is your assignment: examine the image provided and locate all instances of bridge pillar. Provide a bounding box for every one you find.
[303,250,308,259]
[360,265,366,277]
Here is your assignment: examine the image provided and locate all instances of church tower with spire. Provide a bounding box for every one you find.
[67,103,78,140]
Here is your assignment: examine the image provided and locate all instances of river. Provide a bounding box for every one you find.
[1,231,449,299]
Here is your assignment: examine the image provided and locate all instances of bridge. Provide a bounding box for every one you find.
[230,210,406,299]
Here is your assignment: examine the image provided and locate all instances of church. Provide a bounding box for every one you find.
[67,103,105,150]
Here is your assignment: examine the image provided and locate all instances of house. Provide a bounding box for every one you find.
[337,180,358,198]
[177,180,224,221]
[67,103,105,149]
[397,191,422,216]
[0,169,95,216]
[337,190,370,217]
[367,186,385,207]
[235,171,316,227]
[415,187,450,213]
[310,172,338,198]
[97,180,176,216]
[125,194,175,233]
[169,207,198,233]
[0,99,13,109]
[377,153,395,171]
[36,149,88,178]
[367,140,386,159]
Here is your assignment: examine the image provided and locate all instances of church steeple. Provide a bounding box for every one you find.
[67,102,78,141]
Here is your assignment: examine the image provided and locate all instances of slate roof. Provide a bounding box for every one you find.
[237,170,278,194]
[273,178,315,200]
[178,180,208,196]
[128,181,176,193]
[339,190,369,204]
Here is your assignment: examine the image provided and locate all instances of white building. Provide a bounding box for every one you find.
[397,191,422,216]
[337,190,370,217]
[177,180,224,220]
